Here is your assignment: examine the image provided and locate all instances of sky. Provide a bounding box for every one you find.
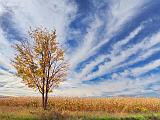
[0,0,160,97]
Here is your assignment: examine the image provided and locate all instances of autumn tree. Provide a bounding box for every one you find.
[12,28,68,110]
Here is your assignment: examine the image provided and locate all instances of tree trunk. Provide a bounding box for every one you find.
[42,92,45,109]
[44,91,48,110]
[42,76,45,109]
[44,75,49,110]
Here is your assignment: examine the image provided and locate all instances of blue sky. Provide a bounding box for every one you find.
[0,0,160,97]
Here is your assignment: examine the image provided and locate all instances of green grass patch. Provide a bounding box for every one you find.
[0,107,160,120]
[0,113,39,120]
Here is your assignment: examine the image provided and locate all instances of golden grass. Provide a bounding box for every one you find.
[0,97,160,113]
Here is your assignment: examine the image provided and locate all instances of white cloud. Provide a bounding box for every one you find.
[53,73,160,97]
[0,0,77,96]
[75,25,143,82]
[130,59,160,76]
[0,0,77,43]
[0,72,38,96]
[0,28,14,70]
[75,16,159,83]
[68,0,147,79]
[53,1,160,97]
[89,0,147,56]
[82,30,160,81]
[67,0,147,84]
[0,0,159,97]
[112,26,143,51]
[117,46,160,70]
[69,16,103,69]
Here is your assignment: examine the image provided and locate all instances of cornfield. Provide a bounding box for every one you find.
[0,97,160,113]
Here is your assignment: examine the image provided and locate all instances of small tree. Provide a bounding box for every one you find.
[12,27,68,110]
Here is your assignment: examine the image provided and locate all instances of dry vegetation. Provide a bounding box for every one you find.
[0,97,160,113]
[0,97,160,120]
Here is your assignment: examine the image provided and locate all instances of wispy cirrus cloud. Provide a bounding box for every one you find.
[82,30,160,81]
[67,0,148,74]
[86,0,148,58]
[61,0,160,97]
[0,0,160,97]
[75,24,144,83]
[53,73,160,97]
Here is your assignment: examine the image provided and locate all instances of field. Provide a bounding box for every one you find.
[0,97,160,120]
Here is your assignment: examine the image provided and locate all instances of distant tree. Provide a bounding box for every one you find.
[12,27,68,110]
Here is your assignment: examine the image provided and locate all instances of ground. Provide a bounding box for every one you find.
[0,97,160,120]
